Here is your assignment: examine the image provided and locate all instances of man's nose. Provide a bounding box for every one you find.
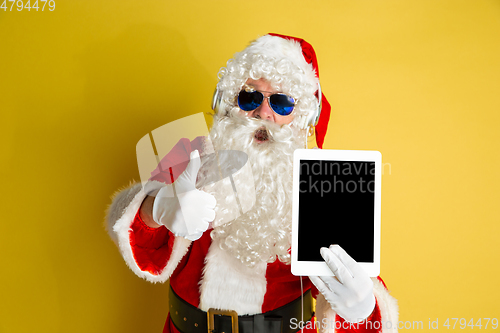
[254,98,274,121]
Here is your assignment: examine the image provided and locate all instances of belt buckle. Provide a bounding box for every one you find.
[207,308,239,333]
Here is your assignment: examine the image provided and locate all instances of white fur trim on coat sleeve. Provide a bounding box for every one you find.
[108,181,192,284]
[372,278,399,332]
[315,277,399,333]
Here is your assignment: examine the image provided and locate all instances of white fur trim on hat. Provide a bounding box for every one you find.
[243,34,319,88]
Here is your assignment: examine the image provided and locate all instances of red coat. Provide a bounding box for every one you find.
[131,212,387,333]
[109,137,398,333]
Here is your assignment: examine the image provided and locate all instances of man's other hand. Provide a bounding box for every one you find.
[309,245,375,323]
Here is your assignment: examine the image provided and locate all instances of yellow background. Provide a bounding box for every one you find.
[1,0,499,332]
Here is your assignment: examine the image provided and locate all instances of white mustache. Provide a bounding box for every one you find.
[226,113,297,145]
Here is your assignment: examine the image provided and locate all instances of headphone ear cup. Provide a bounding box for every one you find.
[302,82,323,129]
[312,82,323,127]
[211,87,222,113]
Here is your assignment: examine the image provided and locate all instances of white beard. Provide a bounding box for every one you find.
[198,111,305,268]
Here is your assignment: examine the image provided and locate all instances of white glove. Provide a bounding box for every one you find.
[309,245,375,323]
[152,150,216,241]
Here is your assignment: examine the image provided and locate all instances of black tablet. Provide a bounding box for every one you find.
[291,149,381,277]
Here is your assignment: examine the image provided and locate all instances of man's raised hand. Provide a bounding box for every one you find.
[152,150,216,241]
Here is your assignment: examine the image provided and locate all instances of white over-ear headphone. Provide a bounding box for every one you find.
[211,82,322,130]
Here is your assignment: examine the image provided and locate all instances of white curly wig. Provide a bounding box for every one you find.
[215,34,321,130]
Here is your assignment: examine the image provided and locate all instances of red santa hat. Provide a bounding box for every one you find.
[243,33,331,148]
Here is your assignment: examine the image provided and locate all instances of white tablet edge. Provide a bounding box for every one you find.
[291,149,381,277]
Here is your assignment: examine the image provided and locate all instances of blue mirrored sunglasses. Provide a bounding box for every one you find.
[237,88,296,116]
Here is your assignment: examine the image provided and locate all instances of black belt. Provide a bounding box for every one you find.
[169,286,314,333]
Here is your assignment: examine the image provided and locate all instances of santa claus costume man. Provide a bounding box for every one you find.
[107,33,398,333]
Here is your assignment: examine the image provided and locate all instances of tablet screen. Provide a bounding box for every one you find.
[297,160,375,263]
